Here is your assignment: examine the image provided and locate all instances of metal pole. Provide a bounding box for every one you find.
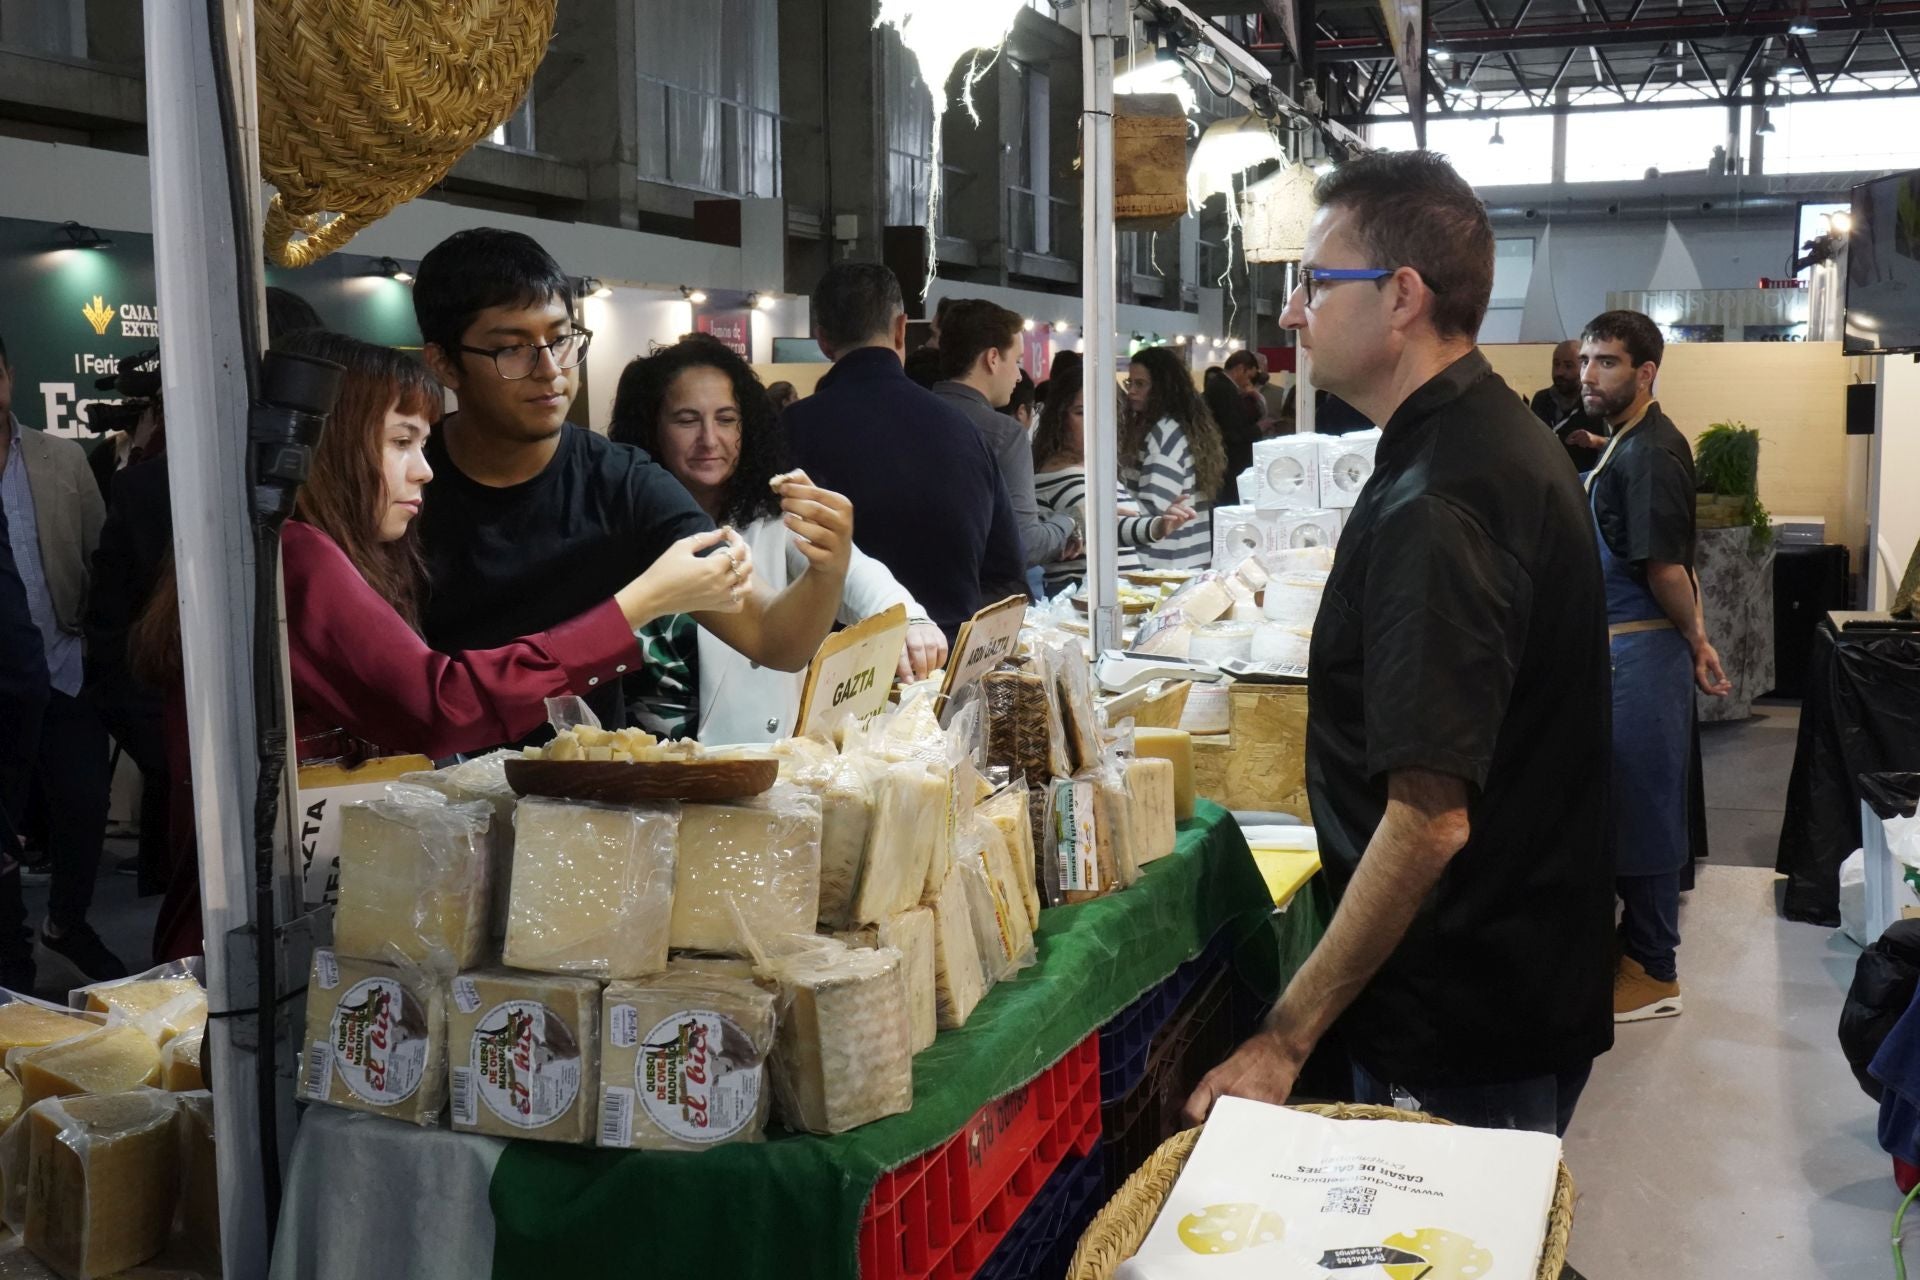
[143,2,284,1272]
[1083,0,1122,655]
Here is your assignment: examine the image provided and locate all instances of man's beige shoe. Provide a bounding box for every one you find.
[1614,954,1682,1023]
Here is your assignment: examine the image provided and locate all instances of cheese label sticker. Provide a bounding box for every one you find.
[315,948,340,991]
[609,1003,639,1049]
[636,1009,762,1144]
[452,977,481,1015]
[469,999,581,1130]
[328,975,429,1106]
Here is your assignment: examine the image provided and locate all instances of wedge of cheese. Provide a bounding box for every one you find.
[852,761,944,924]
[806,755,877,930]
[24,1089,179,1279]
[448,969,601,1144]
[298,950,446,1125]
[669,787,821,955]
[14,1024,161,1105]
[976,821,1036,970]
[504,799,679,980]
[930,864,987,1030]
[880,909,938,1054]
[980,790,1042,930]
[770,943,913,1134]
[334,785,493,975]
[159,1027,205,1092]
[1126,757,1179,866]
[1132,728,1195,821]
[599,972,776,1151]
[403,750,520,937]
[0,1002,98,1056]
[79,974,207,1045]
[1096,775,1140,889]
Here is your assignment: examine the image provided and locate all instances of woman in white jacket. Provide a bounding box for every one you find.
[610,337,949,744]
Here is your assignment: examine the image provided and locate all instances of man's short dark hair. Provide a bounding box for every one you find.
[1223,349,1259,374]
[1313,150,1494,339]
[412,227,573,354]
[938,300,1024,381]
[266,287,324,343]
[1582,310,1665,369]
[812,262,904,354]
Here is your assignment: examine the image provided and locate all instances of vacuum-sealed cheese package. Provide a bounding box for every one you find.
[670,785,822,955]
[598,971,777,1151]
[297,949,446,1126]
[504,799,679,980]
[448,969,602,1144]
[69,957,207,1047]
[24,1087,182,1279]
[333,784,493,976]
[401,749,521,937]
[766,939,914,1134]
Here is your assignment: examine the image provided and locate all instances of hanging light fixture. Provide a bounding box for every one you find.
[750,292,776,311]
[1787,1,1817,36]
[1189,115,1286,207]
[681,286,708,304]
[1489,120,1506,147]
[375,256,413,283]
[56,221,113,250]
[1756,109,1776,136]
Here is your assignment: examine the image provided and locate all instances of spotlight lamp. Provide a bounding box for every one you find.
[1756,110,1776,136]
[681,286,709,304]
[1053,319,1071,333]
[749,292,776,311]
[1022,318,1036,331]
[580,277,613,299]
[376,256,413,283]
[1830,210,1854,236]
[1490,120,1506,147]
[57,221,113,250]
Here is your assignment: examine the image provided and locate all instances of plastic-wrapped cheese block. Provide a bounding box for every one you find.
[979,790,1042,930]
[0,1002,98,1056]
[24,1089,179,1279]
[1126,758,1179,866]
[851,761,943,924]
[670,786,822,955]
[598,972,777,1151]
[1132,728,1195,820]
[504,799,678,980]
[402,750,520,937]
[807,753,877,930]
[667,955,776,989]
[0,1069,18,1129]
[297,949,446,1126]
[334,784,493,975]
[12,1025,161,1105]
[175,1091,220,1271]
[1096,775,1140,889]
[976,821,1037,971]
[159,1027,205,1091]
[957,853,1016,986]
[930,864,987,1030]
[448,969,601,1144]
[75,965,206,1046]
[770,943,914,1134]
[880,909,938,1054]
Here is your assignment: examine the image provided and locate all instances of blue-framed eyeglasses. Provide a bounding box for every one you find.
[1297,267,1395,306]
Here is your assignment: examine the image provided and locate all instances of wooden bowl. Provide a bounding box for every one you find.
[503,756,778,805]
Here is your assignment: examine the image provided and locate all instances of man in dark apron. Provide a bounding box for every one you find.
[1579,311,1731,1023]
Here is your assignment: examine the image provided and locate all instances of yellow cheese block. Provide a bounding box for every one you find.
[598,972,776,1151]
[334,787,493,975]
[82,975,208,1045]
[670,788,822,955]
[24,1089,179,1278]
[879,908,938,1054]
[504,799,679,980]
[853,762,943,924]
[15,1024,161,1105]
[0,1068,20,1129]
[447,969,601,1143]
[402,749,521,938]
[1133,728,1195,820]
[298,950,447,1125]
[176,1091,220,1270]
[1125,757,1179,866]
[160,1027,206,1092]
[0,1003,98,1055]
[979,790,1041,930]
[770,944,914,1134]
[930,863,986,1030]
[805,756,877,931]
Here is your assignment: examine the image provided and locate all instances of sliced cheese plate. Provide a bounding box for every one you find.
[503,755,777,804]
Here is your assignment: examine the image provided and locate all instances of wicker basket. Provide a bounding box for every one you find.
[1067,1103,1575,1280]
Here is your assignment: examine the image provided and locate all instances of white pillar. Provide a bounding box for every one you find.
[1082,0,1122,653]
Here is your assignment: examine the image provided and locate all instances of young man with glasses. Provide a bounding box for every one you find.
[1185,151,1613,1136]
[414,228,847,741]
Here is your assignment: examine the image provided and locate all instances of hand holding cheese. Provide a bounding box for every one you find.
[771,470,854,582]
[614,526,754,628]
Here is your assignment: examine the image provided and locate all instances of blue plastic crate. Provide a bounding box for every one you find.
[972,1144,1108,1280]
[1098,931,1231,1102]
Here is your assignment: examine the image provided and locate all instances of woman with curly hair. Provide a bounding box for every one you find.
[611,337,947,742]
[1122,345,1227,572]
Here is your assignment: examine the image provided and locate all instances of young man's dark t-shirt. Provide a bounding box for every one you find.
[1307,349,1614,1088]
[416,422,713,732]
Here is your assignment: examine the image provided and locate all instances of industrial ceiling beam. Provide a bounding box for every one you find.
[1341,78,1918,117]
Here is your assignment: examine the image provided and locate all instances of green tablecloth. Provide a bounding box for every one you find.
[488,800,1321,1280]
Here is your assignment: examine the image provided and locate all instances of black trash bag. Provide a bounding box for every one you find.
[1841,919,1920,1102]
[1777,624,1920,925]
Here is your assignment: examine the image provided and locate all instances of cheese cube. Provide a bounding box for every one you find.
[334,786,492,975]
[79,975,207,1045]
[159,1027,205,1092]
[504,799,678,980]
[176,1091,220,1270]
[14,1025,161,1105]
[298,950,446,1125]
[930,864,987,1030]
[0,1002,98,1056]
[1127,757,1179,866]
[670,787,821,955]
[402,750,520,937]
[1133,728,1196,820]
[448,970,601,1144]
[598,973,776,1151]
[770,944,913,1134]
[25,1090,179,1278]
[0,1069,19,1129]
[807,756,876,930]
[852,762,943,924]
[980,791,1042,930]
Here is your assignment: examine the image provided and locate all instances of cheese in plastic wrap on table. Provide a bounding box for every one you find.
[0,998,99,1056]
[1261,570,1329,628]
[668,955,778,989]
[882,908,939,1053]
[70,960,207,1048]
[976,818,1038,970]
[849,760,943,923]
[23,1088,180,1279]
[670,785,822,955]
[957,850,1016,987]
[930,862,988,1029]
[801,749,879,930]
[979,783,1042,930]
[175,1090,220,1270]
[769,940,915,1134]
[1096,769,1142,888]
[0,1069,18,1129]
[159,1027,205,1091]
[1126,757,1179,865]
[401,749,521,937]
[333,784,493,975]
[11,1024,160,1105]
[504,798,679,980]
[448,969,602,1144]
[297,949,447,1126]
[1048,778,1118,905]
[598,971,777,1151]
[1133,728,1195,821]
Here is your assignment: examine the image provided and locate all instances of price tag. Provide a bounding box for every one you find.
[938,595,1028,707]
[796,604,910,740]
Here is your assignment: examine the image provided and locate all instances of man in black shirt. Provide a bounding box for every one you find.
[1579,310,1730,1023]
[411,229,846,738]
[1186,151,1613,1136]
[1530,339,1612,472]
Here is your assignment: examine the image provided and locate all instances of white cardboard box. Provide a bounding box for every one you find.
[1316,431,1380,509]
[1248,435,1325,510]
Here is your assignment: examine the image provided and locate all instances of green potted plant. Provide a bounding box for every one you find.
[1694,421,1772,547]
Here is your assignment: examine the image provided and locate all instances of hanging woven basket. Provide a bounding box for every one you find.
[255,0,558,267]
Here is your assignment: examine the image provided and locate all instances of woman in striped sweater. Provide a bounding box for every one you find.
[1120,346,1227,573]
[1031,364,1199,595]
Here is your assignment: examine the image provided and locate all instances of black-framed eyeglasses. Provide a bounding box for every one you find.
[1296,268,1395,307]
[457,328,593,380]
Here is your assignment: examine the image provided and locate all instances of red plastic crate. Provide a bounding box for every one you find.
[859,1034,1102,1280]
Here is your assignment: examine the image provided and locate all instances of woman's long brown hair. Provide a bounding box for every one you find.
[130,332,443,687]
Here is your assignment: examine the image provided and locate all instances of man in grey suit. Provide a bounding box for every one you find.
[0,333,124,983]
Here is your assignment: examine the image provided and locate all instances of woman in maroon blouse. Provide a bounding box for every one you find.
[139,331,785,958]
